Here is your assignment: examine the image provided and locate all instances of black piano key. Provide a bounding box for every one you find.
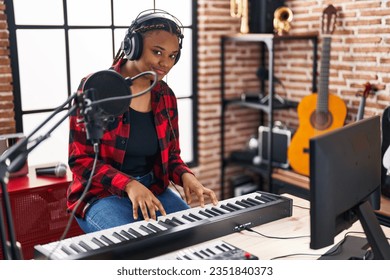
[147,223,164,232]
[78,241,93,251]
[120,230,136,239]
[181,214,196,222]
[220,204,235,212]
[189,213,203,220]
[139,225,155,235]
[211,207,226,215]
[128,228,144,238]
[164,218,180,226]
[61,246,73,255]
[158,220,175,229]
[222,243,233,251]
[112,232,128,242]
[193,251,205,259]
[241,199,257,207]
[100,235,115,245]
[171,217,185,225]
[226,203,242,211]
[215,245,226,252]
[247,197,262,205]
[205,208,221,216]
[69,243,84,254]
[199,210,213,218]
[236,200,251,208]
[206,248,216,255]
[199,249,211,257]
[256,195,272,203]
[91,237,106,248]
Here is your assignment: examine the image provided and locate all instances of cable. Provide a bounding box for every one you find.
[46,143,100,260]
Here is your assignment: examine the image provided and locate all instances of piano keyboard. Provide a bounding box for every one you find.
[34,191,292,260]
[150,240,259,260]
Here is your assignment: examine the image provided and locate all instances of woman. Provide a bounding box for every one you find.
[67,10,218,234]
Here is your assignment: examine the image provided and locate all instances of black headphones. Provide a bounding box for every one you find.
[121,9,184,65]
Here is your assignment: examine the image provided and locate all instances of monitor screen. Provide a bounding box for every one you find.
[309,115,390,259]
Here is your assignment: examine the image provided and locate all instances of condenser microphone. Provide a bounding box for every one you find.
[35,163,67,178]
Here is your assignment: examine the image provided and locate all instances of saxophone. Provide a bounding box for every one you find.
[230,0,249,34]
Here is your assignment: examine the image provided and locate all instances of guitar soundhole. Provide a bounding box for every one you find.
[310,111,333,130]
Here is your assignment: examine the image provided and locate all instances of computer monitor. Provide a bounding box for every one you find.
[309,115,390,259]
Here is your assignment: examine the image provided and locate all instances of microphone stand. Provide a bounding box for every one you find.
[0,70,158,259]
[0,93,77,260]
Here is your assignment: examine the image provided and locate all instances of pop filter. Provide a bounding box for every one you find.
[82,70,132,117]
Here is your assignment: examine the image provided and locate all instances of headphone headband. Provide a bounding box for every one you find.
[122,9,184,63]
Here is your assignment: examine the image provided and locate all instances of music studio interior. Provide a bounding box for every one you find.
[1,0,390,261]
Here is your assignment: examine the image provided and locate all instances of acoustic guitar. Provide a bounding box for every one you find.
[287,4,347,176]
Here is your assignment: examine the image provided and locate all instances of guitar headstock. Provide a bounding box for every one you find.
[362,82,375,98]
[321,4,337,36]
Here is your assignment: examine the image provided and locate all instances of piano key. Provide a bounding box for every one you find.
[91,237,106,248]
[199,210,213,218]
[205,208,221,216]
[226,203,243,211]
[256,195,272,203]
[181,214,196,222]
[211,207,228,215]
[220,204,235,212]
[139,225,156,235]
[158,220,175,229]
[247,197,263,205]
[241,198,257,207]
[188,213,203,220]
[112,231,128,242]
[235,200,251,208]
[147,223,164,233]
[120,229,136,239]
[128,228,144,238]
[61,245,73,255]
[79,240,94,251]
[171,217,186,225]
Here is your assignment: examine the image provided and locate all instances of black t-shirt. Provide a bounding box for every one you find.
[121,107,159,176]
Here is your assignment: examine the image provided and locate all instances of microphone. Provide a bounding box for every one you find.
[77,70,157,144]
[35,163,67,178]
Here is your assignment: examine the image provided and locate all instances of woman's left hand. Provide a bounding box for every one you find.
[181,173,218,207]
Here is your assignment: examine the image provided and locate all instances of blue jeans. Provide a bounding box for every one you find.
[75,172,189,233]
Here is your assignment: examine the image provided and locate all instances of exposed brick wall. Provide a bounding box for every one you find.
[195,0,390,200]
[2,1,390,201]
[0,0,15,134]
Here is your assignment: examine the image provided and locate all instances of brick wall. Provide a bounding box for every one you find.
[195,0,390,199]
[0,0,15,134]
[2,1,390,201]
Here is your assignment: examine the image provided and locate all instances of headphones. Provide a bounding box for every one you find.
[121,9,184,64]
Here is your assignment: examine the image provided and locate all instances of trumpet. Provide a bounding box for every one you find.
[230,0,249,34]
[273,6,293,36]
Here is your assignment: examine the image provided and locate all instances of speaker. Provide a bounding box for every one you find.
[249,0,285,33]
[0,133,28,177]
[122,9,183,64]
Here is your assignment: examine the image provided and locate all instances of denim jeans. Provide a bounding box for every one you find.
[76,172,189,233]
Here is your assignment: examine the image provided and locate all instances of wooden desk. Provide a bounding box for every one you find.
[153,195,390,260]
[0,165,83,259]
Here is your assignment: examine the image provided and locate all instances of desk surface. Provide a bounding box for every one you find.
[153,194,390,260]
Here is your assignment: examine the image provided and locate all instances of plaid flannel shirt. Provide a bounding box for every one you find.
[67,59,193,218]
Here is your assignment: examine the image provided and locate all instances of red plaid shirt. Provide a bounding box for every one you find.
[67,59,193,218]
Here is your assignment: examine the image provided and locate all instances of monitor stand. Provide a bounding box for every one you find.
[318,236,372,260]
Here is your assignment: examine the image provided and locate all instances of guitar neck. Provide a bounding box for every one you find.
[317,37,332,113]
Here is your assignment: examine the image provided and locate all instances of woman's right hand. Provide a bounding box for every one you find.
[125,180,167,221]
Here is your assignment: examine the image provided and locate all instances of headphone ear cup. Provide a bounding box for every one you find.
[123,32,143,61]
